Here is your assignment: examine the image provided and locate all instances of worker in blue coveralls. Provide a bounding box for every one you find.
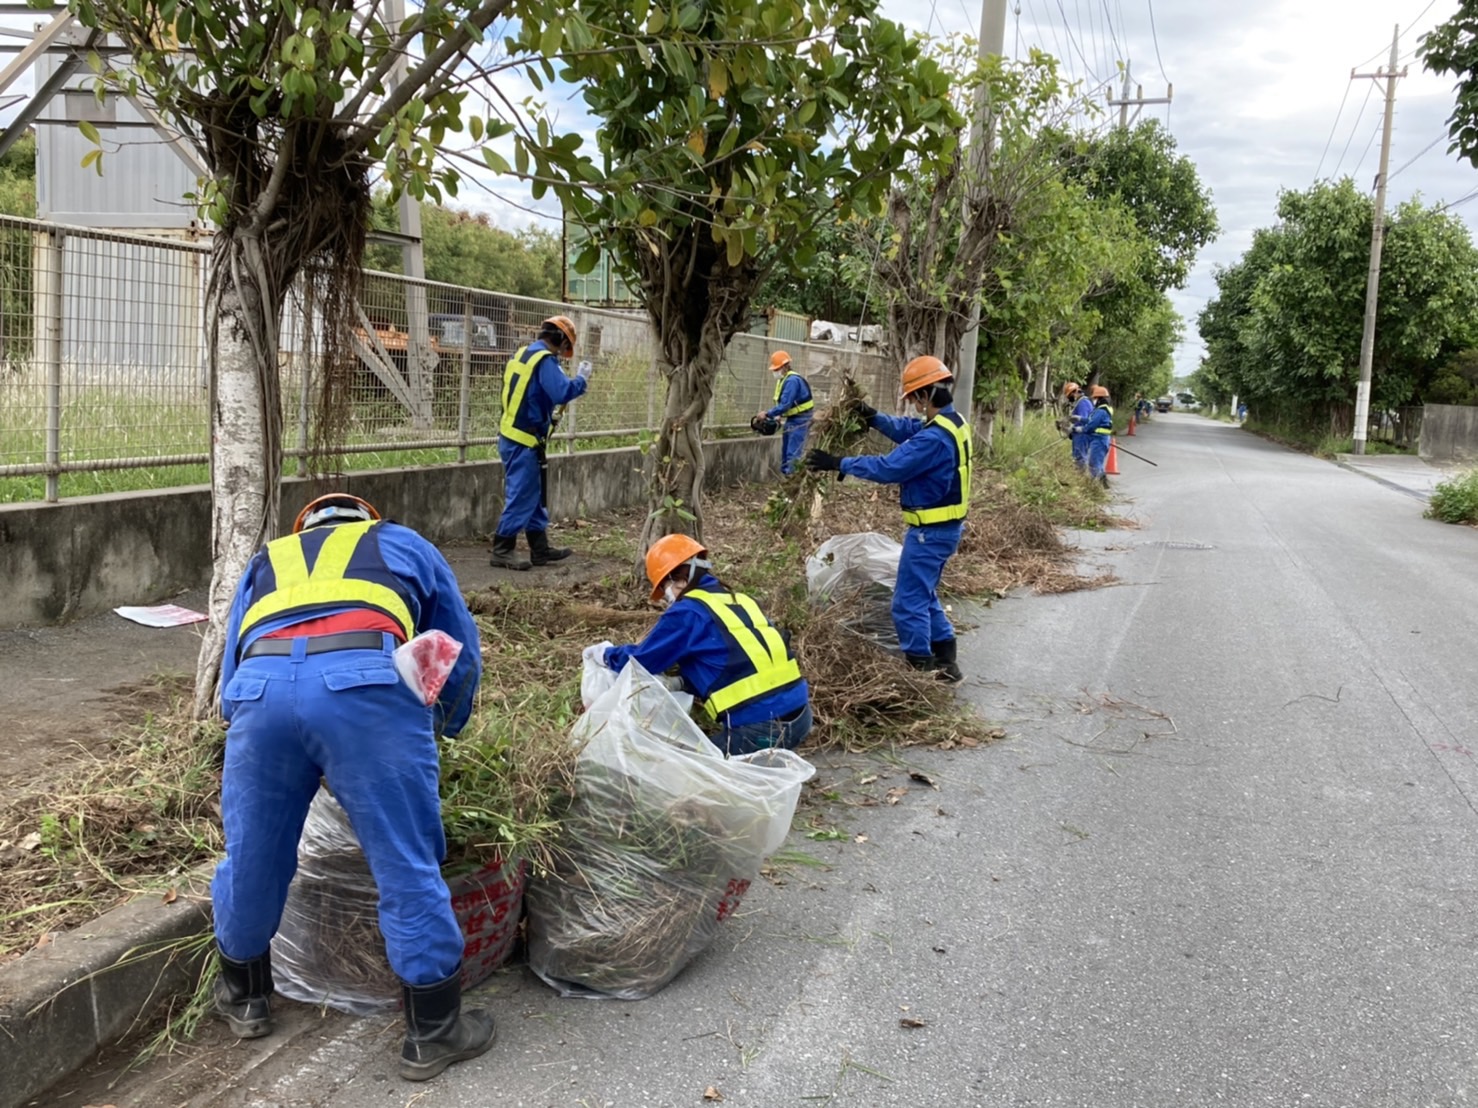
[1063,381,1094,470]
[757,350,814,476]
[601,534,812,755]
[804,355,971,683]
[491,314,593,571]
[213,493,491,1083]
[1084,384,1114,486]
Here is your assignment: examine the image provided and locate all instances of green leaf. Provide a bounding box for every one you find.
[77,119,100,146]
[481,148,511,175]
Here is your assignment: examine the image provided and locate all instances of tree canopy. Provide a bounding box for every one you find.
[1420,1,1478,168]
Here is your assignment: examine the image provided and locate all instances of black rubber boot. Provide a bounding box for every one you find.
[931,638,964,684]
[213,949,273,1039]
[399,971,497,1082]
[489,533,531,571]
[905,653,939,674]
[526,530,572,565]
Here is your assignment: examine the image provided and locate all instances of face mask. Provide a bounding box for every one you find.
[663,582,683,606]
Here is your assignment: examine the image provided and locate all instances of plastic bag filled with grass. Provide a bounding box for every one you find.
[525,659,815,999]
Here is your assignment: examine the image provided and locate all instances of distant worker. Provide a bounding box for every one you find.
[757,350,814,476]
[1237,402,1248,422]
[804,356,970,683]
[1084,385,1114,485]
[492,315,593,570]
[603,535,812,754]
[1064,382,1093,470]
[213,494,492,1082]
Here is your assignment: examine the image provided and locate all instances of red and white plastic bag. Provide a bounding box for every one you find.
[393,630,463,706]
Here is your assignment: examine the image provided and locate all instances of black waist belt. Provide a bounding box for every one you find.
[242,630,388,659]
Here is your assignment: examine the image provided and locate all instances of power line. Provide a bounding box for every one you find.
[1388,130,1449,180]
[1351,117,1383,184]
[1145,0,1169,83]
[1054,0,1102,82]
[1438,186,1478,212]
[1352,0,1439,69]
[1100,0,1124,65]
[1332,80,1376,179]
[1313,78,1353,182]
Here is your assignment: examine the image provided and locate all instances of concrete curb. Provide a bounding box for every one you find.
[0,875,213,1108]
[1332,455,1439,502]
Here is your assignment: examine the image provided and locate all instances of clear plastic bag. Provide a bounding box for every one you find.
[526,659,814,1000]
[270,788,524,1015]
[806,532,903,650]
[582,640,693,715]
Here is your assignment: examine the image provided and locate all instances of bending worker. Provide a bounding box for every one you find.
[603,534,812,755]
[492,315,592,571]
[1064,381,1093,470]
[1084,384,1114,485]
[213,494,491,1083]
[757,350,814,476]
[804,355,970,683]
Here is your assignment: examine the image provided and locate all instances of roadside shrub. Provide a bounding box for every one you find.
[1426,469,1478,524]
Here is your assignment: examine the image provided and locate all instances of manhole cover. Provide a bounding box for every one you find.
[1137,540,1216,550]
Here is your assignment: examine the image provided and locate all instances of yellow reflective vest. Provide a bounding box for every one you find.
[773,372,814,418]
[683,586,803,719]
[901,411,972,526]
[499,345,547,447]
[239,521,415,642]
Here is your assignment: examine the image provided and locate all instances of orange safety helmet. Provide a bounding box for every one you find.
[541,315,577,355]
[293,493,381,533]
[1063,381,1081,397]
[899,354,952,400]
[644,533,709,603]
[1090,385,1110,399]
[768,350,792,372]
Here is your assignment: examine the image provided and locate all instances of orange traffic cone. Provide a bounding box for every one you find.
[1127,414,1137,436]
[1105,438,1120,475]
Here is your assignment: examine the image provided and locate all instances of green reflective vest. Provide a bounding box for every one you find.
[239,521,415,641]
[901,412,972,526]
[683,587,803,719]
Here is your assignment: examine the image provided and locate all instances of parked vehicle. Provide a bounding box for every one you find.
[1155,395,1173,413]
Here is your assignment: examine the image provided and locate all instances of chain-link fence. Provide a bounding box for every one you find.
[0,214,891,502]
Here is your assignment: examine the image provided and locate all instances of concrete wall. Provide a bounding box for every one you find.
[0,436,777,630]
[1419,404,1478,465]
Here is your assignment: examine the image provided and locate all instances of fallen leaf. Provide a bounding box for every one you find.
[899,1017,927,1028]
[34,933,51,949]
[854,834,869,844]
[703,1087,724,1101]
[19,832,41,852]
[161,888,178,905]
[859,774,879,785]
[885,787,908,805]
[908,771,938,790]
[988,728,1007,740]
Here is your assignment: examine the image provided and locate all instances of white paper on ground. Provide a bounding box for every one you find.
[113,604,208,628]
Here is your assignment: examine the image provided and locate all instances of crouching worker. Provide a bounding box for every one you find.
[213,493,492,1083]
[603,534,812,755]
[804,355,971,683]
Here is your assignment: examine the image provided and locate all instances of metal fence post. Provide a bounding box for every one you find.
[458,291,472,463]
[36,229,63,502]
[296,276,312,477]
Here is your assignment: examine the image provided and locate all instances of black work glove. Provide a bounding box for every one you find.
[852,401,878,424]
[806,449,846,480]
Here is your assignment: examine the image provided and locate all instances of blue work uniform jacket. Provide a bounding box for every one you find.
[604,574,809,727]
[222,520,484,738]
[1071,395,1095,433]
[1083,403,1114,435]
[841,404,968,522]
[500,338,588,446]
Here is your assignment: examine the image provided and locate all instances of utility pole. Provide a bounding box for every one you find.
[1107,66,1173,129]
[1352,25,1405,455]
[950,0,1008,419]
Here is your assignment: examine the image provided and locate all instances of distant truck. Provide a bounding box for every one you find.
[1155,395,1173,413]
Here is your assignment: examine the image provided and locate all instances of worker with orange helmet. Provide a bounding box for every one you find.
[214,493,493,1082]
[601,534,812,754]
[756,349,815,475]
[1083,384,1114,485]
[492,315,592,571]
[1063,381,1094,470]
[803,355,971,682]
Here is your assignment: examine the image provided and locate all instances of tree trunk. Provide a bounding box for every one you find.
[638,324,725,554]
[192,232,284,718]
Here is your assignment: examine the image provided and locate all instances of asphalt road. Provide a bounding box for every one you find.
[56,415,1478,1108]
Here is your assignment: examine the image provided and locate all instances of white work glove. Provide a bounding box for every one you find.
[582,642,610,667]
[658,674,686,692]
[576,360,594,381]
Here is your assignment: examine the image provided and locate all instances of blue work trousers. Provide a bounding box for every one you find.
[1070,431,1088,468]
[1087,434,1111,479]
[212,640,463,987]
[496,438,548,537]
[718,702,813,756]
[892,521,962,657]
[780,417,813,476]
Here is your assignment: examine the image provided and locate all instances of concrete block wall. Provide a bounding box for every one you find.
[1418,403,1478,465]
[0,437,778,630]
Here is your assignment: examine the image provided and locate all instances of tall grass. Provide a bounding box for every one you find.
[988,414,1111,528]
[1427,469,1478,524]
